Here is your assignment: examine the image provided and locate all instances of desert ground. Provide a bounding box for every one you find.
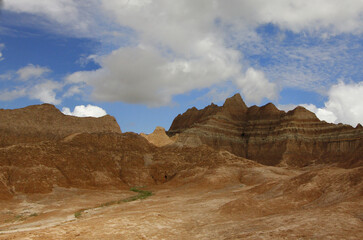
[1,164,362,240]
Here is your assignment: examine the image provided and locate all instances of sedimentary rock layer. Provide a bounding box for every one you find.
[0,131,256,199]
[168,94,363,167]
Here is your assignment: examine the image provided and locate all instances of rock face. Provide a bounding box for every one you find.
[141,126,175,147]
[0,104,121,147]
[0,131,255,199]
[168,93,363,167]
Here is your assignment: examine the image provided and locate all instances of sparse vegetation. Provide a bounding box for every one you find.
[74,187,152,218]
[74,211,82,218]
[29,213,38,217]
[123,187,152,202]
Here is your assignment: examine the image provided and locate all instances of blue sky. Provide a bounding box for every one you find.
[1,0,363,133]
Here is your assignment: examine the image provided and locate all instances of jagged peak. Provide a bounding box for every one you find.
[286,106,318,120]
[223,93,247,110]
[246,103,283,120]
[220,93,248,120]
[356,123,362,129]
[260,102,281,114]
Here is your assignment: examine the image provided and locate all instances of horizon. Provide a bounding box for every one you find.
[3,92,362,135]
[1,1,362,133]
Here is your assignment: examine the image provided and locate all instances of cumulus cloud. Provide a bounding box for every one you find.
[235,67,278,104]
[28,80,63,105]
[66,1,281,106]
[62,104,107,117]
[4,1,363,107]
[16,64,51,81]
[321,81,363,126]
[299,104,338,123]
[278,82,363,127]
[66,43,243,106]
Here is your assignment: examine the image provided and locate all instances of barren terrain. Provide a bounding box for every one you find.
[1,164,362,239]
[0,98,362,239]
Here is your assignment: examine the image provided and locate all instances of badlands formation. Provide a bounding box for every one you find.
[0,94,362,239]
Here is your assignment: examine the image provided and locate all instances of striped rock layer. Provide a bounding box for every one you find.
[168,94,363,167]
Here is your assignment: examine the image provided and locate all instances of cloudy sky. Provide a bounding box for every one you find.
[0,0,362,133]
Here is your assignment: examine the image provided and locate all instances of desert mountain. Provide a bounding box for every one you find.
[0,100,362,239]
[0,104,121,147]
[168,93,363,167]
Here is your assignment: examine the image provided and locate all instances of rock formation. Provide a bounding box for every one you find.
[0,104,121,147]
[0,99,362,200]
[140,126,175,147]
[0,100,362,239]
[0,131,256,199]
[168,93,363,167]
[0,104,256,199]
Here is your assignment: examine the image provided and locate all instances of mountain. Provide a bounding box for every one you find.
[0,101,362,239]
[168,93,363,167]
[0,104,121,147]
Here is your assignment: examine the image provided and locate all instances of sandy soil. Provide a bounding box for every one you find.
[1,171,362,240]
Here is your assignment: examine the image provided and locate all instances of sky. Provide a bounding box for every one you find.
[0,0,362,133]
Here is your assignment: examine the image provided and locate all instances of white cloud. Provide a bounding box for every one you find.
[66,43,243,106]
[4,1,363,107]
[0,65,62,105]
[17,64,51,81]
[218,0,363,35]
[4,0,91,35]
[67,0,363,106]
[0,88,27,101]
[0,80,62,105]
[62,104,107,117]
[28,80,63,105]
[278,82,363,127]
[63,85,83,98]
[6,1,363,38]
[299,104,338,123]
[321,81,363,126]
[235,67,278,104]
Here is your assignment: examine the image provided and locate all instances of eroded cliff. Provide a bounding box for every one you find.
[168,94,363,167]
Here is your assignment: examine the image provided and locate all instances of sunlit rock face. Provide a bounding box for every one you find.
[168,93,363,167]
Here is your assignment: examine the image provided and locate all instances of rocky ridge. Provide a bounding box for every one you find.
[0,104,121,147]
[168,93,363,167]
[0,101,362,239]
